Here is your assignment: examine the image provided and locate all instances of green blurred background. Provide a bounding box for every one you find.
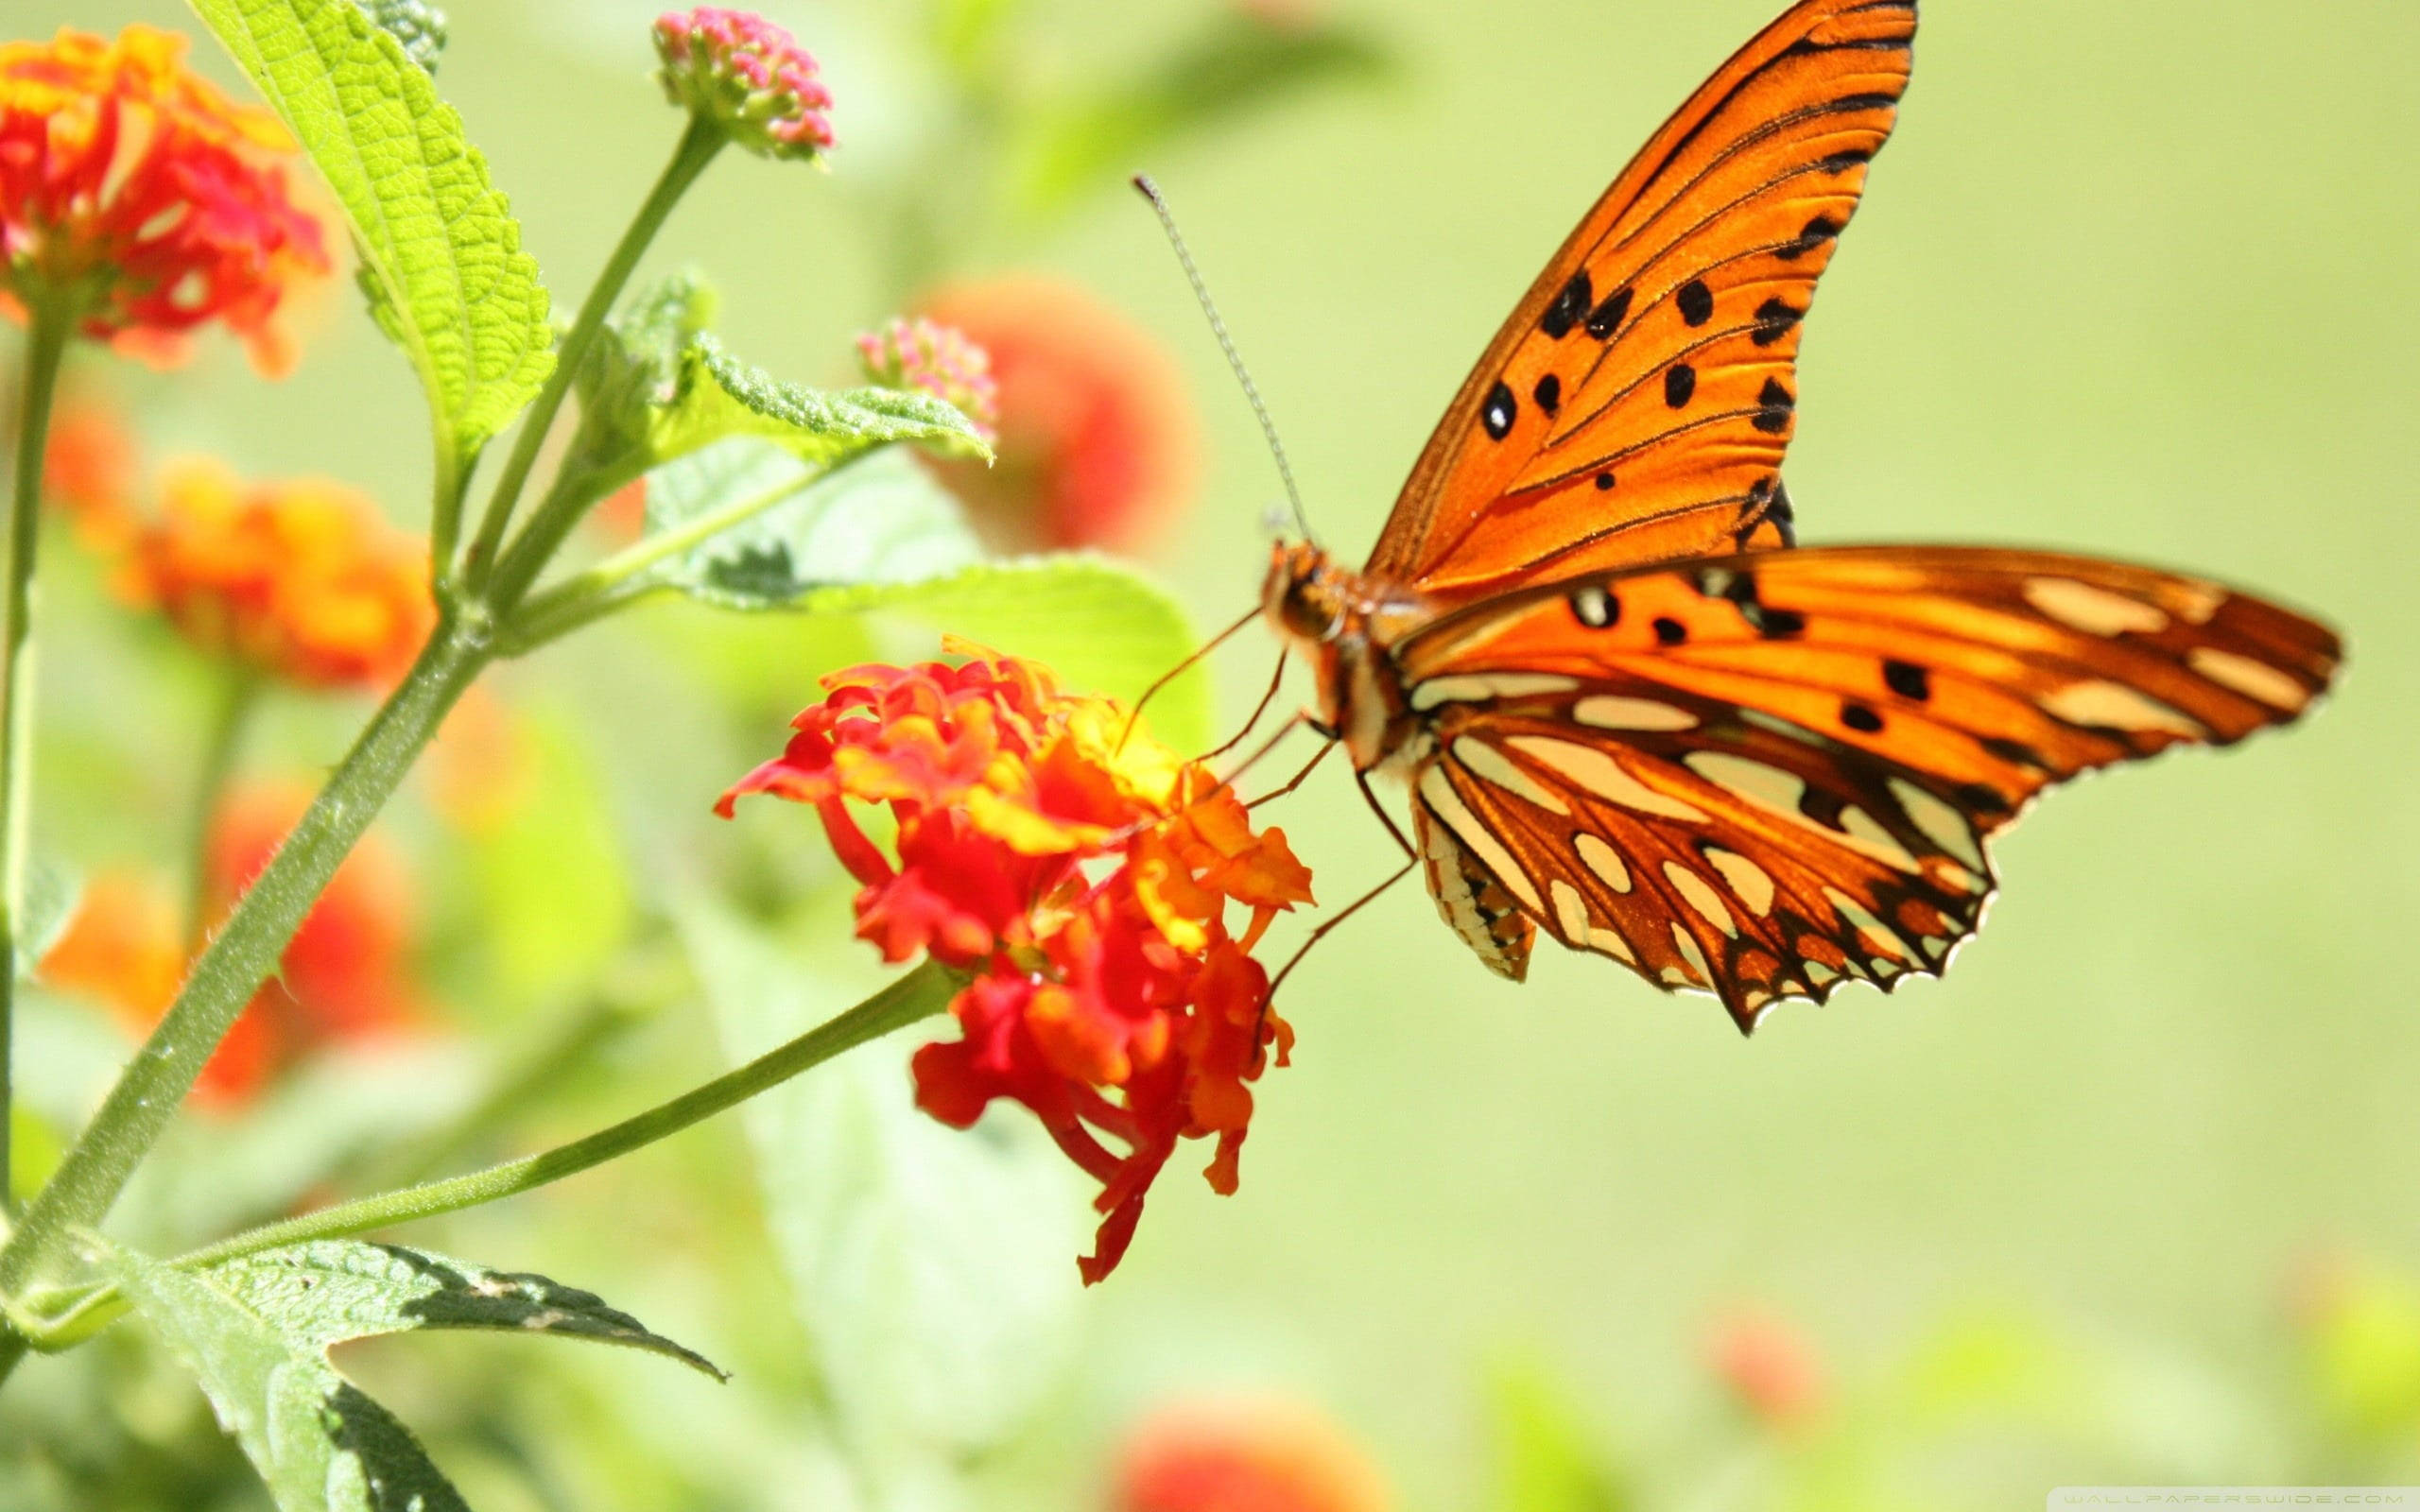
[15,0,2420,1506]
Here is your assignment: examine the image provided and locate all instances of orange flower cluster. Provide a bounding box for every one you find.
[1115,1400,1392,1512]
[40,782,426,1106]
[718,644,1313,1281]
[117,458,433,691]
[919,277,1201,552]
[0,26,330,373]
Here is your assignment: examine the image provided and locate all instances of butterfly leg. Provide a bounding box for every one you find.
[1251,852,1420,1072]
[1199,649,1291,765]
[1355,767,1416,861]
[1246,737,1334,809]
[1115,602,1260,754]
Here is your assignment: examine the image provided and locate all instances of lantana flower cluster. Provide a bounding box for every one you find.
[719,644,1314,1280]
[116,458,435,691]
[0,25,330,372]
[652,7,834,162]
[856,316,999,442]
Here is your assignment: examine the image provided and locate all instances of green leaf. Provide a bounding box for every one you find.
[189,0,552,472]
[108,1239,722,1510]
[796,556,1218,753]
[632,440,981,612]
[351,0,445,71]
[676,897,1085,1487]
[1491,1356,1634,1512]
[1007,12,1397,220]
[648,335,992,472]
[16,857,80,978]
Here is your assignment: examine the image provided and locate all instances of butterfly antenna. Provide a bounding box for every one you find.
[1132,174,1316,544]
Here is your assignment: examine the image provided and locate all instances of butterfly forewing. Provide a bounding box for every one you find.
[1395,547,2342,1027]
[1369,0,1917,601]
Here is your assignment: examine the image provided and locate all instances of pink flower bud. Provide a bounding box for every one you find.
[855,317,999,441]
[651,8,834,162]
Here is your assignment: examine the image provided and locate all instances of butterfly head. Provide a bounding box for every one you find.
[1262,541,1350,644]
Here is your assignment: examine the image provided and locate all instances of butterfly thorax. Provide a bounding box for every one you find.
[1260,541,1440,774]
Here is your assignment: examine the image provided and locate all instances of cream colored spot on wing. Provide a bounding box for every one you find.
[2040,679,2206,736]
[1804,962,1840,988]
[2024,576,2170,637]
[1548,879,1589,941]
[1889,778,1986,869]
[2171,578,2226,624]
[1508,737,1709,822]
[1668,923,1712,986]
[1685,752,1805,816]
[1824,886,1907,961]
[1410,673,1583,712]
[1419,766,1543,912]
[2187,646,2309,712]
[1664,862,1737,937]
[1842,807,1921,873]
[1573,696,1700,731]
[1453,736,1570,815]
[1588,927,1637,964]
[1575,833,1634,893]
[1703,848,1776,916]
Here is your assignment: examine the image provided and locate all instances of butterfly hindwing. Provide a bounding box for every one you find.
[1395,547,2341,1027]
[1370,0,1917,600]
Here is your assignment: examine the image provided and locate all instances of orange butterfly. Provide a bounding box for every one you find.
[1253,0,2342,1031]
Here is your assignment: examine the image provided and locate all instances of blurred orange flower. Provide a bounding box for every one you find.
[1115,1400,1391,1512]
[719,642,1312,1281]
[118,458,433,691]
[1708,1310,1828,1432]
[40,782,427,1106]
[918,276,1201,552]
[39,396,140,550]
[0,26,332,373]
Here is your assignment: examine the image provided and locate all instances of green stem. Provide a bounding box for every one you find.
[0,627,490,1320]
[182,670,259,947]
[8,959,954,1353]
[426,454,474,605]
[459,117,726,595]
[181,958,955,1270]
[2,298,76,1222]
[498,467,826,652]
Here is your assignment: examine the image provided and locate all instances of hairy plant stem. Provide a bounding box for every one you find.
[10,960,959,1351]
[2,298,76,1224]
[0,624,491,1349]
[460,117,726,596]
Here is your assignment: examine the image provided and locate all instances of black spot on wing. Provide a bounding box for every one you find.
[1665,364,1697,408]
[1482,380,1516,440]
[1533,373,1562,416]
[1541,269,1592,339]
[1751,299,1804,347]
[1585,286,1634,339]
[1676,279,1715,327]
[1883,660,1931,701]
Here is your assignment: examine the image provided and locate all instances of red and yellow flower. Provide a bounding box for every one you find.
[0,25,332,373]
[719,643,1313,1281]
[41,782,427,1106]
[917,277,1201,552]
[117,458,433,691]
